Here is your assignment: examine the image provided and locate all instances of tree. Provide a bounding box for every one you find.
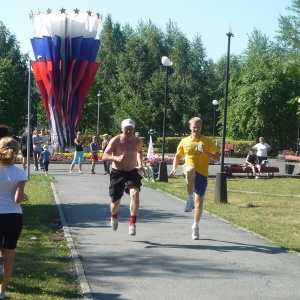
[227,29,296,150]
[0,21,29,134]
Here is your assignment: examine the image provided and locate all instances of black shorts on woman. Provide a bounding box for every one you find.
[109,168,142,202]
[0,213,23,249]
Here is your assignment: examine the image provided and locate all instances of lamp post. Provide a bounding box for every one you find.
[148,129,154,137]
[97,90,100,138]
[296,98,300,156]
[215,28,234,203]
[212,99,218,138]
[26,59,32,180]
[158,56,172,182]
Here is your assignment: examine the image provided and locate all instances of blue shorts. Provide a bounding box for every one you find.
[183,171,207,197]
[72,151,84,164]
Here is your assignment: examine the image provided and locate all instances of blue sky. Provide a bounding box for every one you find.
[0,0,292,61]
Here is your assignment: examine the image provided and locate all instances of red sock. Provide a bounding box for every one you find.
[129,215,137,225]
[112,213,118,219]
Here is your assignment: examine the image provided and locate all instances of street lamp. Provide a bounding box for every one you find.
[296,98,300,156]
[212,99,218,138]
[215,28,234,203]
[158,56,172,182]
[26,59,32,180]
[97,90,100,138]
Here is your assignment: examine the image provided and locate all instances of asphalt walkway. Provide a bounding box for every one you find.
[42,160,299,299]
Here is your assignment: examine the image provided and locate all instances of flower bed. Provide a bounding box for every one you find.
[50,152,103,163]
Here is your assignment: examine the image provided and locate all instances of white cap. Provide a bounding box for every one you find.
[121,119,135,128]
[43,144,48,150]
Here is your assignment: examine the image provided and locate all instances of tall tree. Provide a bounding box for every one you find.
[227,29,296,150]
[0,21,29,134]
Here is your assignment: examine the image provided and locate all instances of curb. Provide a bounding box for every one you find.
[51,182,93,299]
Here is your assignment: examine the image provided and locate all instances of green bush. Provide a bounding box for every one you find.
[156,137,184,153]
[154,136,255,158]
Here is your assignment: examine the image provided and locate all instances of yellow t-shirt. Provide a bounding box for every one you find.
[176,135,219,177]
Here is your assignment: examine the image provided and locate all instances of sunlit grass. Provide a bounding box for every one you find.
[7,175,82,300]
[144,176,300,252]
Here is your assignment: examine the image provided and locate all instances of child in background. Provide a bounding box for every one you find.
[40,145,51,176]
[245,148,261,179]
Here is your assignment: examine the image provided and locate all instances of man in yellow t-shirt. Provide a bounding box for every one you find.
[170,117,220,240]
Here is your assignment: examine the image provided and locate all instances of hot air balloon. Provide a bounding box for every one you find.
[30,8,101,147]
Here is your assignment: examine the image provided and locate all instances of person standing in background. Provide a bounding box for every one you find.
[70,132,84,174]
[0,137,29,299]
[253,137,271,164]
[170,117,220,240]
[20,128,33,171]
[102,134,111,175]
[90,136,99,174]
[32,130,43,171]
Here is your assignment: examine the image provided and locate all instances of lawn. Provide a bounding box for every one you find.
[7,175,82,300]
[144,176,300,253]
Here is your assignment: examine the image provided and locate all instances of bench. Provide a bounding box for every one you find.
[285,155,300,162]
[224,165,280,178]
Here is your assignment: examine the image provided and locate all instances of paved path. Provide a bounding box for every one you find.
[29,159,300,299]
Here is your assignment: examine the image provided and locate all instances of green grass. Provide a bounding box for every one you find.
[144,176,300,253]
[8,175,82,300]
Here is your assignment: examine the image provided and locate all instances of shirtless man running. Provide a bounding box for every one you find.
[102,119,144,236]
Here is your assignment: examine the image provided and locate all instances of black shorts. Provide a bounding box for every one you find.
[109,168,142,202]
[22,148,33,157]
[43,161,50,171]
[258,156,267,164]
[0,213,23,249]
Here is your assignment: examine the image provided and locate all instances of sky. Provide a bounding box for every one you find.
[0,0,293,62]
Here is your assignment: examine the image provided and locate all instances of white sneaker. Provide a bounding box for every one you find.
[192,226,200,240]
[184,199,194,212]
[129,224,136,236]
[255,175,260,179]
[111,218,118,231]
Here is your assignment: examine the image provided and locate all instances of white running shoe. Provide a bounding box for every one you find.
[111,218,118,231]
[192,226,200,240]
[255,175,260,179]
[129,224,136,236]
[184,199,194,212]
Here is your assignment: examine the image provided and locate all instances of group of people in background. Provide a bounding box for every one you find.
[19,128,50,176]
[245,137,271,179]
[69,132,111,175]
